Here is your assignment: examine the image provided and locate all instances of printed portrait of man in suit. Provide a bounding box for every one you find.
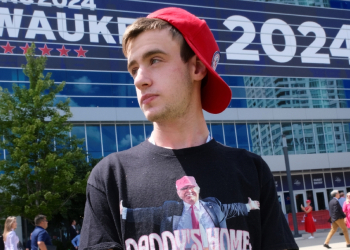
[120,176,260,249]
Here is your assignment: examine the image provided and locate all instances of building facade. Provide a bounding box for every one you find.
[0,0,349,224]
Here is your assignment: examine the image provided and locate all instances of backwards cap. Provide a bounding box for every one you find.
[147,7,232,114]
[176,176,198,190]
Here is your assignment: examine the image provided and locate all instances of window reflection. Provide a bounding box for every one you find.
[102,125,117,156]
[211,123,224,144]
[292,123,306,154]
[236,124,250,151]
[223,124,237,148]
[86,125,102,159]
[281,123,295,154]
[71,125,86,151]
[116,124,131,151]
[145,124,153,139]
[131,124,145,147]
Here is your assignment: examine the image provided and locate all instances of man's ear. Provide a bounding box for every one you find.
[191,55,207,82]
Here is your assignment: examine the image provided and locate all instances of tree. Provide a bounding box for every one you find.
[0,43,90,223]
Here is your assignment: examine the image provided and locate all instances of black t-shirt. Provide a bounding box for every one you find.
[80,140,298,250]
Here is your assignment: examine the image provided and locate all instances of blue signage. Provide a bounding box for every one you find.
[312,173,325,189]
[274,176,282,192]
[304,174,312,190]
[324,173,333,188]
[0,0,350,78]
[345,172,350,186]
[282,175,304,191]
[332,172,345,187]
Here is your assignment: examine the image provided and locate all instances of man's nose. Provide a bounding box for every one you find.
[134,67,151,89]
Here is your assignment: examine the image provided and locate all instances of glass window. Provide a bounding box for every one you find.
[323,123,335,153]
[145,124,153,139]
[292,123,306,154]
[259,123,273,156]
[333,123,345,152]
[207,123,211,136]
[0,68,18,81]
[303,123,316,154]
[236,124,249,151]
[211,123,224,144]
[131,124,145,147]
[102,125,117,157]
[116,124,131,151]
[223,123,237,148]
[66,71,112,83]
[86,125,102,159]
[313,123,326,153]
[271,123,283,155]
[344,122,350,152]
[281,123,295,154]
[248,123,260,155]
[71,125,86,151]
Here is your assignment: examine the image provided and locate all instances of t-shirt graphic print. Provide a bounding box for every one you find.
[121,176,260,250]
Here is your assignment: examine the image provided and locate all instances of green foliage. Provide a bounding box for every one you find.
[0,43,90,223]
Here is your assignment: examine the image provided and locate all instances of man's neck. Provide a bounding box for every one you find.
[150,112,209,149]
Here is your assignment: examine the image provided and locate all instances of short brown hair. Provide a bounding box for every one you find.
[34,214,46,225]
[122,17,195,63]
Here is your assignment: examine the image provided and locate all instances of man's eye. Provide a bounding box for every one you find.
[151,58,160,64]
[131,68,138,76]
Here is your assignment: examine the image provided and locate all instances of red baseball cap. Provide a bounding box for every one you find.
[176,176,198,190]
[147,7,232,114]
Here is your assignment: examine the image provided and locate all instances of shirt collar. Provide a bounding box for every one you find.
[183,200,200,210]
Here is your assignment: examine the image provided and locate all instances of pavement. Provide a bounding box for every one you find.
[296,229,350,250]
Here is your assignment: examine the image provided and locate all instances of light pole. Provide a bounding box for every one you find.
[282,135,301,238]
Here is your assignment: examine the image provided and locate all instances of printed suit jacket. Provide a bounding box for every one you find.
[125,197,248,233]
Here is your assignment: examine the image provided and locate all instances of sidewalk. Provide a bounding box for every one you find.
[297,230,350,250]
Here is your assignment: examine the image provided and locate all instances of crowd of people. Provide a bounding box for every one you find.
[1,216,80,250]
[298,190,350,248]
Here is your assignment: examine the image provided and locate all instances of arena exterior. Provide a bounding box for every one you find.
[0,0,350,241]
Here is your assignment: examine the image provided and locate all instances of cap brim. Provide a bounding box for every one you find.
[187,40,232,114]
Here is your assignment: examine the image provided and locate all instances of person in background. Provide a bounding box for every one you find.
[338,192,347,235]
[2,217,19,250]
[324,190,350,248]
[340,192,346,207]
[25,234,32,250]
[301,200,316,239]
[31,215,52,250]
[69,220,78,241]
[0,234,4,250]
[71,234,80,250]
[343,192,350,229]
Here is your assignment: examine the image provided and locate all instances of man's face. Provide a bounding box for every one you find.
[127,29,195,122]
[177,185,200,205]
[335,192,340,199]
[40,218,48,229]
[72,220,76,226]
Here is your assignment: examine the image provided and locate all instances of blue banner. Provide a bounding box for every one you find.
[0,0,350,78]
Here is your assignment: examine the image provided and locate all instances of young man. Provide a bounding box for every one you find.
[80,7,298,250]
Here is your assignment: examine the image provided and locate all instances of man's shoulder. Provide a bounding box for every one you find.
[213,141,264,162]
[201,197,221,205]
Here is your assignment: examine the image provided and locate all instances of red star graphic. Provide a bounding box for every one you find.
[39,44,53,56]
[1,42,16,54]
[57,45,70,57]
[74,46,88,57]
[20,43,30,54]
